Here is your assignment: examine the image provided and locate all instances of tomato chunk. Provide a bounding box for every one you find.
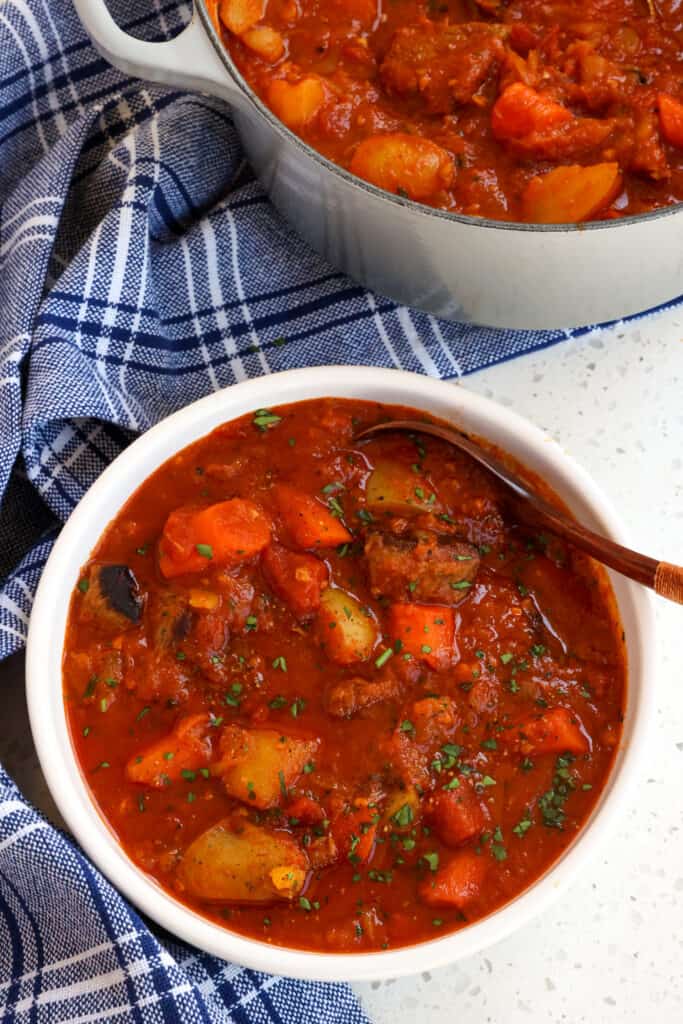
[507,707,589,756]
[426,783,487,848]
[388,603,455,668]
[262,543,328,617]
[273,483,352,549]
[658,93,683,149]
[159,499,271,578]
[418,849,487,909]
[522,163,622,223]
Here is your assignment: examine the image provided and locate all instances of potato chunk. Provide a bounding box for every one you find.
[350,133,454,201]
[217,726,319,808]
[317,588,378,664]
[365,459,439,516]
[179,818,307,903]
[218,0,264,35]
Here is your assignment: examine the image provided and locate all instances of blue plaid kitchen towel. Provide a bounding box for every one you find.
[0,1,678,1021]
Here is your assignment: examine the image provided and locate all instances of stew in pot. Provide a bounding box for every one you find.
[207,0,683,223]
[63,398,626,952]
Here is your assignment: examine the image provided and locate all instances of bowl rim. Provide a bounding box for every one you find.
[26,366,656,982]
[195,0,683,236]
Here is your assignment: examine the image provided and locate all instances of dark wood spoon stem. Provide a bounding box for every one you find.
[356,419,683,605]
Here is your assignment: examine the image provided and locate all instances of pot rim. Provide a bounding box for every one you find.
[196,0,683,235]
[26,366,656,982]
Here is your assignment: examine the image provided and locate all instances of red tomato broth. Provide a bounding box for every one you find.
[207,0,683,222]
[63,398,626,953]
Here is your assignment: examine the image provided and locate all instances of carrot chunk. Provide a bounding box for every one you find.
[159,499,271,578]
[273,483,352,549]
[387,603,455,668]
[658,93,683,149]
[492,83,573,141]
[522,163,622,223]
[508,707,589,756]
[126,714,212,787]
[330,804,378,864]
[426,783,487,848]
[262,543,328,617]
[418,849,487,909]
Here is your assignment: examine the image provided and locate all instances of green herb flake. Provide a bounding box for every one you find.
[513,816,533,838]
[391,803,414,828]
[77,578,90,594]
[531,644,546,657]
[278,770,288,799]
[181,769,197,781]
[195,543,213,559]
[375,648,394,669]
[82,726,91,738]
[303,761,315,774]
[253,408,282,431]
[500,652,514,665]
[269,695,287,709]
[299,897,312,912]
[422,851,439,872]
[272,656,288,672]
[399,720,415,734]
[480,775,496,787]
[450,580,472,591]
[481,737,497,751]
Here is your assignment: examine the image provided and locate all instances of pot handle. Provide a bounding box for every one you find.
[73,1,244,104]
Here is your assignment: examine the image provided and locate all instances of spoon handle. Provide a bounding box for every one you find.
[655,563,683,604]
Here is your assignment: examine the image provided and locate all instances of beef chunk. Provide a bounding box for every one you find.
[380,22,506,113]
[78,564,143,630]
[364,530,480,603]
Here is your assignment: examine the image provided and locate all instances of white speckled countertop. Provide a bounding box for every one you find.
[1,309,682,1022]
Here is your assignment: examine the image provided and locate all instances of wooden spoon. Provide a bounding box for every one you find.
[355,418,683,605]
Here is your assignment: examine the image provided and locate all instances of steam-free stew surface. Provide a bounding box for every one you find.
[64,399,625,952]
[208,0,683,223]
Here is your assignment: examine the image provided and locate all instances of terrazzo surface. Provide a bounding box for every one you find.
[1,307,682,1021]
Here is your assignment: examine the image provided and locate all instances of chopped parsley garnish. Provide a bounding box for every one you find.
[328,496,344,518]
[450,580,472,590]
[513,816,533,837]
[531,644,546,657]
[272,655,288,672]
[303,761,315,774]
[481,737,497,751]
[181,769,196,781]
[422,851,439,871]
[443,777,460,790]
[421,644,432,654]
[399,719,415,734]
[480,775,496,787]
[195,543,213,559]
[278,770,288,798]
[500,652,514,665]
[375,648,394,669]
[538,753,577,829]
[77,578,89,594]
[356,508,373,523]
[269,695,287,709]
[245,615,258,631]
[253,408,282,431]
[391,803,414,828]
[290,697,305,717]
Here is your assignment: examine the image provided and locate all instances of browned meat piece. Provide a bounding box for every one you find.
[388,696,460,788]
[380,22,506,113]
[78,563,144,632]
[325,674,402,718]
[364,530,480,603]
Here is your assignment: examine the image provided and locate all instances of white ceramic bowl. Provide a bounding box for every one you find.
[26,367,655,981]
